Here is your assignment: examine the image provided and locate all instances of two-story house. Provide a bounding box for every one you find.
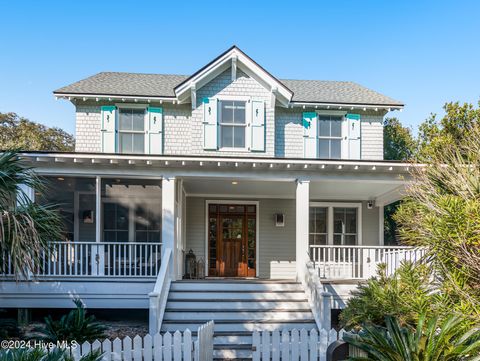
[1,46,418,358]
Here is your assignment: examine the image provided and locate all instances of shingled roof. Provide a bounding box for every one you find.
[54,71,403,107]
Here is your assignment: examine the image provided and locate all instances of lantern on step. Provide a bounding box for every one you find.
[197,258,205,279]
[185,249,196,279]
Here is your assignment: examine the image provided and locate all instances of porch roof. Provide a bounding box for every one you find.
[18,151,414,206]
[19,151,420,175]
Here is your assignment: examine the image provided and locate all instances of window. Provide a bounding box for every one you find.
[318,115,342,159]
[309,207,328,245]
[219,100,246,148]
[102,179,162,243]
[309,204,360,246]
[118,108,145,154]
[333,207,357,245]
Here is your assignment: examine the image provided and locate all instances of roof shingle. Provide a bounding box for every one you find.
[54,72,403,106]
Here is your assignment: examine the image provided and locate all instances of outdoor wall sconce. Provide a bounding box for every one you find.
[274,213,285,227]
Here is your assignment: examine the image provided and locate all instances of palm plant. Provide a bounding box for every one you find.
[340,262,438,330]
[344,313,480,361]
[33,299,106,343]
[0,151,63,279]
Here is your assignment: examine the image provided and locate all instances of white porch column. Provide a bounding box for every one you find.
[162,177,177,280]
[296,179,310,279]
[95,176,104,276]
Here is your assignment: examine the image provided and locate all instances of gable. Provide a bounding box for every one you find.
[174,46,293,107]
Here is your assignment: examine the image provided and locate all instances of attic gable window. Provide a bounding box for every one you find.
[219,100,246,149]
[118,108,145,154]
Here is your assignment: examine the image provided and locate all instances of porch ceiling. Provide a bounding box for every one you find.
[183,178,404,203]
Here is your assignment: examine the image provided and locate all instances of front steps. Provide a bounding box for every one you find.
[161,280,317,360]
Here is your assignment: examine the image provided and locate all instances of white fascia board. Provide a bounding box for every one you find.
[20,152,420,172]
[291,101,403,111]
[54,93,176,103]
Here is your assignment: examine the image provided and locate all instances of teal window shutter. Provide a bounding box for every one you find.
[303,112,317,158]
[147,107,163,155]
[203,98,218,150]
[251,100,265,152]
[346,113,361,159]
[101,105,117,153]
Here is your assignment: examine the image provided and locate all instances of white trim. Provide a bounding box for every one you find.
[55,94,175,102]
[115,103,149,109]
[95,177,102,244]
[316,110,347,116]
[309,201,363,245]
[204,200,260,278]
[292,101,403,110]
[216,95,251,102]
[21,152,418,170]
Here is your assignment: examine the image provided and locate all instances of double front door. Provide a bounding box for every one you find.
[208,204,256,277]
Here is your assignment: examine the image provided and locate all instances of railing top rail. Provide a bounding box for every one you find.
[309,245,416,249]
[48,241,162,245]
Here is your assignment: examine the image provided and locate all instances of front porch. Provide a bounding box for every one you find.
[1,156,413,282]
[0,154,419,315]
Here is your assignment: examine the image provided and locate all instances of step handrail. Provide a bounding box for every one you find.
[148,248,172,334]
[301,252,331,330]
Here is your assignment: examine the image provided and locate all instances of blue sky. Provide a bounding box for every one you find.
[0,0,479,135]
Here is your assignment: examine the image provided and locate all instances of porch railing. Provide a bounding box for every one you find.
[2,241,162,278]
[309,245,425,280]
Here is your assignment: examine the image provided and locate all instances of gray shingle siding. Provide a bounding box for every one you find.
[74,70,385,160]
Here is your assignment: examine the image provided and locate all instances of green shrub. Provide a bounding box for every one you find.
[0,348,102,361]
[0,315,20,341]
[344,313,480,360]
[33,299,106,343]
[339,262,438,330]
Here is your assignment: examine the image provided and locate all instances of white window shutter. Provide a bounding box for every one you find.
[147,107,163,154]
[101,106,116,153]
[251,100,265,152]
[303,112,317,158]
[203,98,218,150]
[346,113,361,159]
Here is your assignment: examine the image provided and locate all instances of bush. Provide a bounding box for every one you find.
[344,313,480,360]
[33,299,106,343]
[339,262,438,330]
[0,314,20,341]
[0,348,102,361]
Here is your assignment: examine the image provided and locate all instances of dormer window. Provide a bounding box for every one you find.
[219,100,247,149]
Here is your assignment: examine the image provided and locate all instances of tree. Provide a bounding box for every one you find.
[383,117,416,161]
[394,104,480,323]
[382,118,416,244]
[417,101,480,160]
[0,112,74,151]
[0,151,64,279]
[344,313,480,361]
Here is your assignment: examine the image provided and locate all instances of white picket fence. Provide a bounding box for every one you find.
[71,321,214,361]
[252,328,346,361]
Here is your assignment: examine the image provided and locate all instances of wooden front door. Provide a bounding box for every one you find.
[208,204,256,277]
